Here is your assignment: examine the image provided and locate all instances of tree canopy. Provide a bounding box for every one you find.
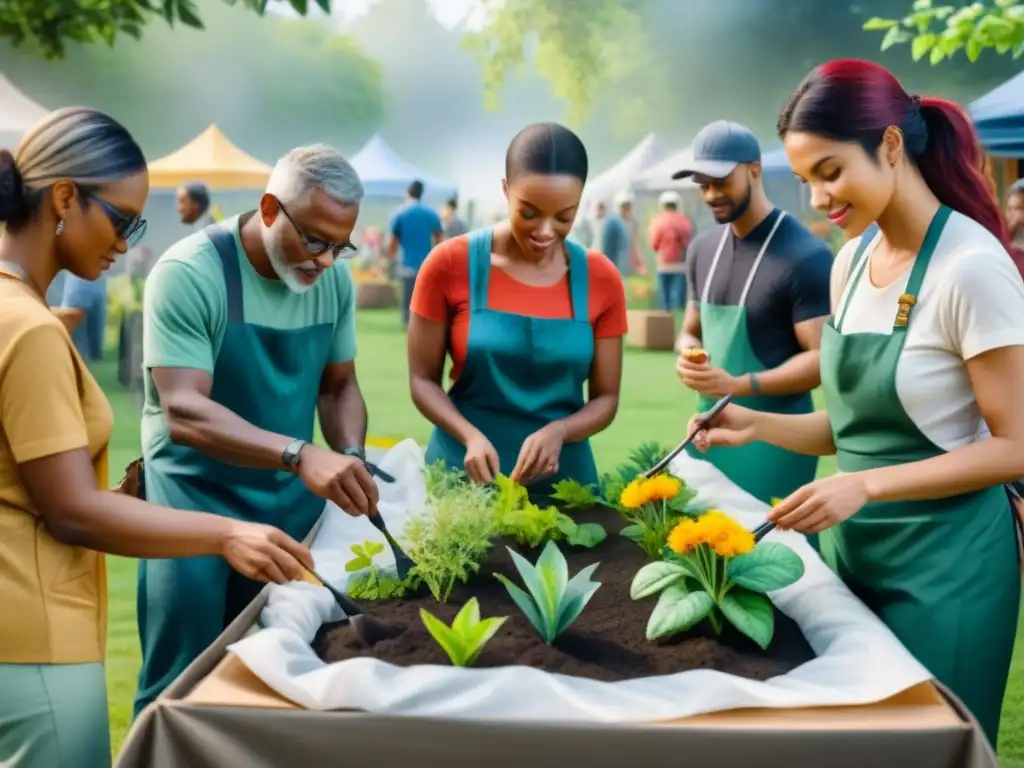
[864,0,1024,64]
[0,0,635,122]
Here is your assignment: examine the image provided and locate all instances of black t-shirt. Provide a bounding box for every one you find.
[685,209,832,371]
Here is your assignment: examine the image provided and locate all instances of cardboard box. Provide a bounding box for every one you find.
[627,309,676,351]
[115,588,998,768]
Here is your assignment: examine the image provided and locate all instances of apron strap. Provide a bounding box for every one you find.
[834,225,878,333]
[204,224,244,324]
[467,228,493,314]
[699,211,786,308]
[738,211,786,308]
[896,205,951,332]
[699,227,731,304]
[564,238,590,322]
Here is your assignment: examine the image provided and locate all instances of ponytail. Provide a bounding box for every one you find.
[916,98,1011,252]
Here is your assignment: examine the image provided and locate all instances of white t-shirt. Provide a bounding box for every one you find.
[831,211,1024,451]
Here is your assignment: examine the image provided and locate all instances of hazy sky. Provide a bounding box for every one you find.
[269,0,487,29]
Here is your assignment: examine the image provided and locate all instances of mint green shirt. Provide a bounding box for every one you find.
[140,214,357,454]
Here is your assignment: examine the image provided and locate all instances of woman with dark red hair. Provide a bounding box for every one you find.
[690,59,1024,747]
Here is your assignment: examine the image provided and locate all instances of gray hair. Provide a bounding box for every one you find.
[0,107,146,227]
[266,143,363,208]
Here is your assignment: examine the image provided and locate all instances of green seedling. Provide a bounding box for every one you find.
[419,597,507,667]
[494,541,601,644]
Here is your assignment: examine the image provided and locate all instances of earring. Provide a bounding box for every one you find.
[55,220,64,236]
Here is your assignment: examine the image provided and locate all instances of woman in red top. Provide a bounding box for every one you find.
[408,123,628,494]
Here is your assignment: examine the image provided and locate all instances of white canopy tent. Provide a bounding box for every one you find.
[350,134,457,203]
[630,146,696,193]
[0,74,49,150]
[583,132,670,204]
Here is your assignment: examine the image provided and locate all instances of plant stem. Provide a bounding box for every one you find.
[708,607,723,636]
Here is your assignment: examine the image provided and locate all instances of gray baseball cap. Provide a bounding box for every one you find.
[672,121,761,180]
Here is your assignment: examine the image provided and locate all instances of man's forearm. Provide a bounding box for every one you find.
[319,378,368,452]
[165,393,293,470]
[734,350,820,397]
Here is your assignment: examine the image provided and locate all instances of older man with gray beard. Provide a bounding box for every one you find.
[134,144,380,715]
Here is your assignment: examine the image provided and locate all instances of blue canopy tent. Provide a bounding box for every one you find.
[349,134,458,203]
[970,71,1024,158]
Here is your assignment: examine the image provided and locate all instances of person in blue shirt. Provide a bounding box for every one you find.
[60,272,107,362]
[388,180,443,326]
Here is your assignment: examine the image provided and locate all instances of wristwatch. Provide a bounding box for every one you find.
[341,446,366,460]
[281,439,308,468]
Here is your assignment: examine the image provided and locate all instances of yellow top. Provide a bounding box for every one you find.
[0,275,113,664]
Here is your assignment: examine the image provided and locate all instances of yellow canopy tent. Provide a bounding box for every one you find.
[148,124,271,189]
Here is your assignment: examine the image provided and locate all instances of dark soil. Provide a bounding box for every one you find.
[312,505,815,682]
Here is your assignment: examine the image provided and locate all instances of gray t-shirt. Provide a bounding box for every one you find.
[686,208,832,380]
[444,216,469,239]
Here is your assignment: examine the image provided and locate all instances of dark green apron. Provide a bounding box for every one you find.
[821,208,1020,748]
[425,228,599,496]
[133,223,332,716]
[685,212,821,547]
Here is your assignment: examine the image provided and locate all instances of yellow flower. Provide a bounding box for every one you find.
[644,474,682,502]
[667,517,703,555]
[699,510,755,558]
[619,478,649,510]
[667,510,755,558]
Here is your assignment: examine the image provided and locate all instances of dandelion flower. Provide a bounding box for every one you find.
[644,474,682,502]
[619,478,649,509]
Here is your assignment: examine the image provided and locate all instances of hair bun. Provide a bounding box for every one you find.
[0,149,25,222]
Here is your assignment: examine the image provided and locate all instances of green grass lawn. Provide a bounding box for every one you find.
[96,308,1024,764]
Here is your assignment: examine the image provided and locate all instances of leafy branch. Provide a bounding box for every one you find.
[0,0,330,60]
[863,0,1024,64]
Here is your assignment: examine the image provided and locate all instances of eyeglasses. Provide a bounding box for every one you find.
[277,201,357,260]
[89,193,147,248]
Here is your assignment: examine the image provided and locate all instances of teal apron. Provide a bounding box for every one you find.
[821,208,1020,748]
[133,223,332,715]
[425,228,599,496]
[685,213,821,546]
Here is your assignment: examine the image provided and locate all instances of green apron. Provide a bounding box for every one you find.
[425,228,599,496]
[133,223,332,716]
[685,212,820,546]
[821,209,1020,748]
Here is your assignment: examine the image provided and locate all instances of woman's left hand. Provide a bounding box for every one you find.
[510,422,566,485]
[768,472,870,534]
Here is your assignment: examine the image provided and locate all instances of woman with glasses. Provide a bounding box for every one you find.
[0,107,314,768]
[133,143,381,716]
[408,123,628,493]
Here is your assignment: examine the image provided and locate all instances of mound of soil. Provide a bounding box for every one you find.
[312,505,814,682]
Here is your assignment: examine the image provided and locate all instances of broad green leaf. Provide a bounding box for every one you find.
[566,522,606,548]
[345,556,371,572]
[912,33,937,59]
[646,584,714,640]
[720,590,774,650]
[930,43,948,63]
[881,25,911,50]
[912,0,932,10]
[420,609,471,666]
[463,616,508,664]
[366,541,385,557]
[966,35,985,60]
[727,542,805,593]
[494,573,547,636]
[555,563,601,637]
[555,514,578,538]
[863,16,899,30]
[619,523,644,542]
[452,597,482,635]
[506,546,552,624]
[535,541,569,628]
[629,560,690,600]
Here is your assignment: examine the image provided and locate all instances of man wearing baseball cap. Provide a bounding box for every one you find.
[674,120,832,550]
